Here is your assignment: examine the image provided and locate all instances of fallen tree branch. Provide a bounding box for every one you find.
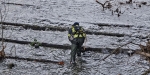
[2,2,34,7]
[91,23,133,27]
[2,22,148,38]
[0,38,129,53]
[0,22,127,37]
[5,56,64,65]
[86,31,126,37]
[2,21,148,38]
[0,22,66,31]
[136,51,150,57]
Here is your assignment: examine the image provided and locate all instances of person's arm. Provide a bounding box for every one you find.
[81,27,86,39]
[68,29,73,42]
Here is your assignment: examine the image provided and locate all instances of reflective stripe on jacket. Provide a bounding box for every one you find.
[68,26,86,38]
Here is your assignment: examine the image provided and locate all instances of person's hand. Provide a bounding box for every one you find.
[69,36,74,41]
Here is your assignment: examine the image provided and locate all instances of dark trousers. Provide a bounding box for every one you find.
[70,38,84,63]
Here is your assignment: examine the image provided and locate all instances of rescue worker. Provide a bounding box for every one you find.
[68,22,86,64]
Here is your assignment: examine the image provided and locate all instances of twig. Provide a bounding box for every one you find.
[142,69,150,75]
[96,0,109,11]
[101,41,132,61]
[131,42,149,56]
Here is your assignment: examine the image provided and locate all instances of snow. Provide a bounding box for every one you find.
[3,0,149,26]
[0,0,150,75]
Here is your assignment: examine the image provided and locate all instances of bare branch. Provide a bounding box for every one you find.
[0,0,9,45]
[96,0,109,11]
[0,44,6,59]
[101,41,132,61]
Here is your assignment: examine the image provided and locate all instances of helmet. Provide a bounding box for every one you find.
[73,22,79,26]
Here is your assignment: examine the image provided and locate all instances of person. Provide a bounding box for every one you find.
[68,22,86,64]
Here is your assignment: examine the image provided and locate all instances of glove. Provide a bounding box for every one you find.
[69,36,75,43]
[69,36,74,40]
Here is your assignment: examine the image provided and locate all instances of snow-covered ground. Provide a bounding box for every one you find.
[0,0,150,75]
[2,0,150,26]
[0,43,149,75]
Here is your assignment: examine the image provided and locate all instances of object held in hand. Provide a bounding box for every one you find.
[70,36,74,40]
